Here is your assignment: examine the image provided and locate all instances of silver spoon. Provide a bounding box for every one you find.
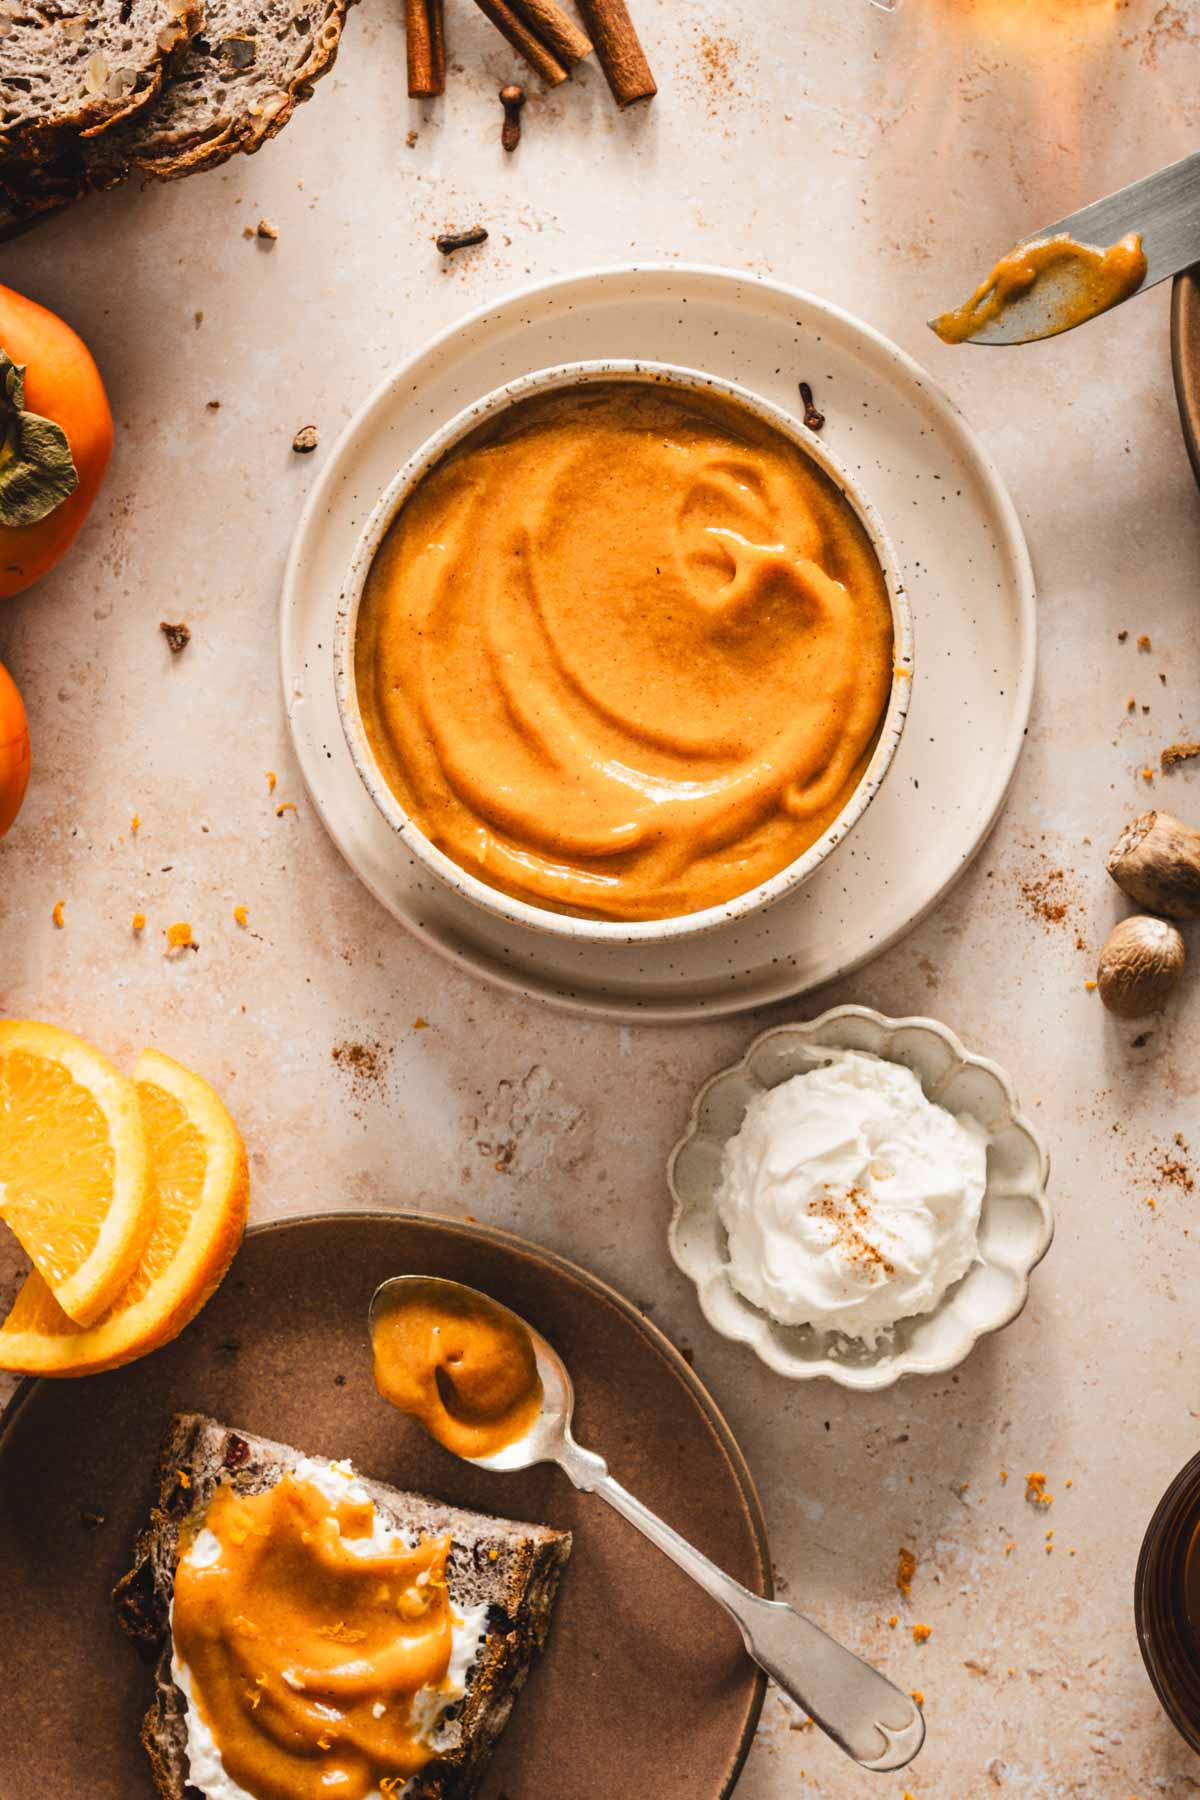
[369,1275,925,1774]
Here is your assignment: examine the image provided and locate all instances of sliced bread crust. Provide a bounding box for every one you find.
[0,0,202,162]
[114,1412,572,1800]
[85,0,355,185]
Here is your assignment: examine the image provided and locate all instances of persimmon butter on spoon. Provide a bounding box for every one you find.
[716,1051,987,1347]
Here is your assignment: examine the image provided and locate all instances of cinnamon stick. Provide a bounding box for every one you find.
[406,0,445,97]
[471,0,568,85]
[576,0,655,107]
[508,0,592,65]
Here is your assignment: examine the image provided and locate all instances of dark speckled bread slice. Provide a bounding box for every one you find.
[114,1412,572,1800]
[0,0,202,161]
[84,0,355,185]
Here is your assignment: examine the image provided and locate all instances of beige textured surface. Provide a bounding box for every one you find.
[3,0,1200,1791]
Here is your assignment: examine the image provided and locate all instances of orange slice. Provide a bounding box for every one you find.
[0,1046,249,1375]
[0,1020,151,1325]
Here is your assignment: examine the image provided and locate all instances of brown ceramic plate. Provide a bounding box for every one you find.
[1171,270,1200,487]
[0,1211,768,1800]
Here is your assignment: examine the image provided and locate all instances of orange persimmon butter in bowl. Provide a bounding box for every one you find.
[335,362,913,944]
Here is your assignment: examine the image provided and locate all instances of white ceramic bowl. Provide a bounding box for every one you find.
[667,1006,1053,1390]
[334,360,914,946]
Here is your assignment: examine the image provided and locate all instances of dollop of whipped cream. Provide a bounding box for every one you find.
[716,1050,988,1347]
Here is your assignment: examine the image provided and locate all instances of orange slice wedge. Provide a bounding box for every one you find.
[0,1046,249,1375]
[0,1020,151,1325]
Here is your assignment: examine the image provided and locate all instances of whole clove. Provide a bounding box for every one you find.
[799,381,825,432]
[436,226,489,255]
[500,84,526,152]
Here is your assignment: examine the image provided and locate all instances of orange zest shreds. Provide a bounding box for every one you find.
[897,1547,916,1597]
[266,770,277,793]
[276,801,297,817]
[231,1614,261,1637]
[1142,768,1155,783]
[911,1690,924,1706]
[245,1687,262,1711]
[317,1734,332,1751]
[233,905,249,927]
[413,1016,430,1029]
[131,813,141,833]
[177,1468,192,1489]
[487,1548,499,1562]
[1004,1543,1015,1556]
[887,1614,898,1629]
[52,899,65,928]
[1138,634,1152,650]
[1085,980,1097,991]
[912,1623,931,1644]
[166,922,195,953]
[1025,1472,1053,1508]
[132,912,146,932]
[1000,1470,1009,1484]
[380,1782,405,1796]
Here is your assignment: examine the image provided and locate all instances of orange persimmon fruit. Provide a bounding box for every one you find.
[1,285,112,600]
[0,660,30,836]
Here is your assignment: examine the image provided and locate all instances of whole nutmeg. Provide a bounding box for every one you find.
[1096,915,1185,1017]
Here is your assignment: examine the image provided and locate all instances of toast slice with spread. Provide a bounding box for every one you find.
[114,1411,572,1800]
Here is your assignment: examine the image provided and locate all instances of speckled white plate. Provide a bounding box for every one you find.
[667,1008,1053,1390]
[281,264,1036,1022]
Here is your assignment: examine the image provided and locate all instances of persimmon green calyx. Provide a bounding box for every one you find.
[0,348,79,529]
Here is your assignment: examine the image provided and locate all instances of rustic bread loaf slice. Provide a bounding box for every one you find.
[114,1411,572,1800]
[84,0,355,185]
[0,0,202,161]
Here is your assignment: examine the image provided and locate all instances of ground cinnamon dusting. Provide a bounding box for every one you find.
[808,1183,893,1278]
[331,1039,391,1106]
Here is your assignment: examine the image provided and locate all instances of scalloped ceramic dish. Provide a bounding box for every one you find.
[667,1007,1053,1390]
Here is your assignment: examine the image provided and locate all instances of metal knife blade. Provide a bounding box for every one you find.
[929,148,1200,346]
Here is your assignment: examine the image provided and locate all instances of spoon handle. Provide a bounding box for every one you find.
[558,1440,924,1773]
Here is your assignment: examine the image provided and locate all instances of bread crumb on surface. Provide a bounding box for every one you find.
[1138,634,1152,650]
[160,621,191,654]
[256,218,278,239]
[292,424,319,454]
[1162,741,1200,771]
